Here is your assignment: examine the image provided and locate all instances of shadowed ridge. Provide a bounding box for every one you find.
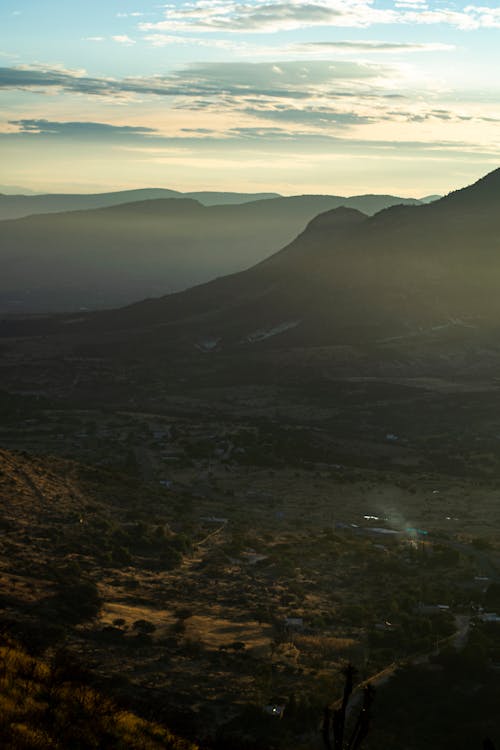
[304,206,367,232]
[437,166,500,206]
[87,196,204,217]
[243,206,368,275]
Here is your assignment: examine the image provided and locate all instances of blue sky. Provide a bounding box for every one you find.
[1,0,499,195]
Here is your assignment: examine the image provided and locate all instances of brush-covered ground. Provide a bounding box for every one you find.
[0,633,198,749]
[1,424,499,748]
[1,343,500,748]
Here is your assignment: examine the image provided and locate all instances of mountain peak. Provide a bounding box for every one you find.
[440,166,500,206]
[472,166,500,186]
[306,206,367,232]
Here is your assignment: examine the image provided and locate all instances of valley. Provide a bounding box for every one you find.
[1,359,500,746]
[1,170,500,747]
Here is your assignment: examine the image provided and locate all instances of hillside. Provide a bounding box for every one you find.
[1,433,495,749]
[0,193,420,314]
[0,635,197,749]
[1,397,499,749]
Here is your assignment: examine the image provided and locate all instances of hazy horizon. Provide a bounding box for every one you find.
[0,182,441,199]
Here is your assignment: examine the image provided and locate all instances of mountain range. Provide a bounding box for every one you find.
[0,192,422,313]
[0,188,428,223]
[53,167,500,361]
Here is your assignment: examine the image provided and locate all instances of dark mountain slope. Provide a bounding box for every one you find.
[63,167,500,352]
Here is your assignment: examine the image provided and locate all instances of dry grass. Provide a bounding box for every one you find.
[186,613,272,656]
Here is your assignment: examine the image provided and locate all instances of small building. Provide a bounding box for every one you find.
[481,612,500,623]
[417,604,451,615]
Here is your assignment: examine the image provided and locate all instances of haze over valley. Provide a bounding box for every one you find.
[0,191,423,313]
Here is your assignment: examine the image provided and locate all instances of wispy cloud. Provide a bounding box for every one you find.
[112,35,136,45]
[140,34,455,55]
[5,117,498,163]
[9,119,158,139]
[2,58,499,159]
[139,0,500,34]
[0,60,389,101]
[394,0,428,7]
[297,40,455,53]
[140,1,396,33]
[142,33,244,49]
[242,103,378,126]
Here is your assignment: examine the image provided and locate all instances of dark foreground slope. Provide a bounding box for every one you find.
[0,193,421,313]
[0,636,197,750]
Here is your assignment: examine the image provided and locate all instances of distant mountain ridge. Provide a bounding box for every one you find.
[0,188,425,223]
[0,188,282,221]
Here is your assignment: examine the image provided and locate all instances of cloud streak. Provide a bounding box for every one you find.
[298,40,455,53]
[112,35,136,45]
[9,119,158,139]
[0,60,389,101]
[4,117,497,158]
[139,0,500,34]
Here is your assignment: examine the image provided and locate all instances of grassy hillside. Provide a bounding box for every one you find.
[0,634,198,749]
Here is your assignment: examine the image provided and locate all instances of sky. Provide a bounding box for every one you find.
[1,0,500,196]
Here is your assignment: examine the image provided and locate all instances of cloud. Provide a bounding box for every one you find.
[139,32,454,57]
[394,0,428,7]
[112,35,136,45]
[142,33,243,49]
[0,60,388,101]
[298,40,455,53]
[139,0,500,34]
[179,60,384,90]
[140,1,396,33]
[83,37,105,42]
[9,119,158,140]
[243,104,377,127]
[7,115,496,170]
[2,61,497,149]
[388,107,500,124]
